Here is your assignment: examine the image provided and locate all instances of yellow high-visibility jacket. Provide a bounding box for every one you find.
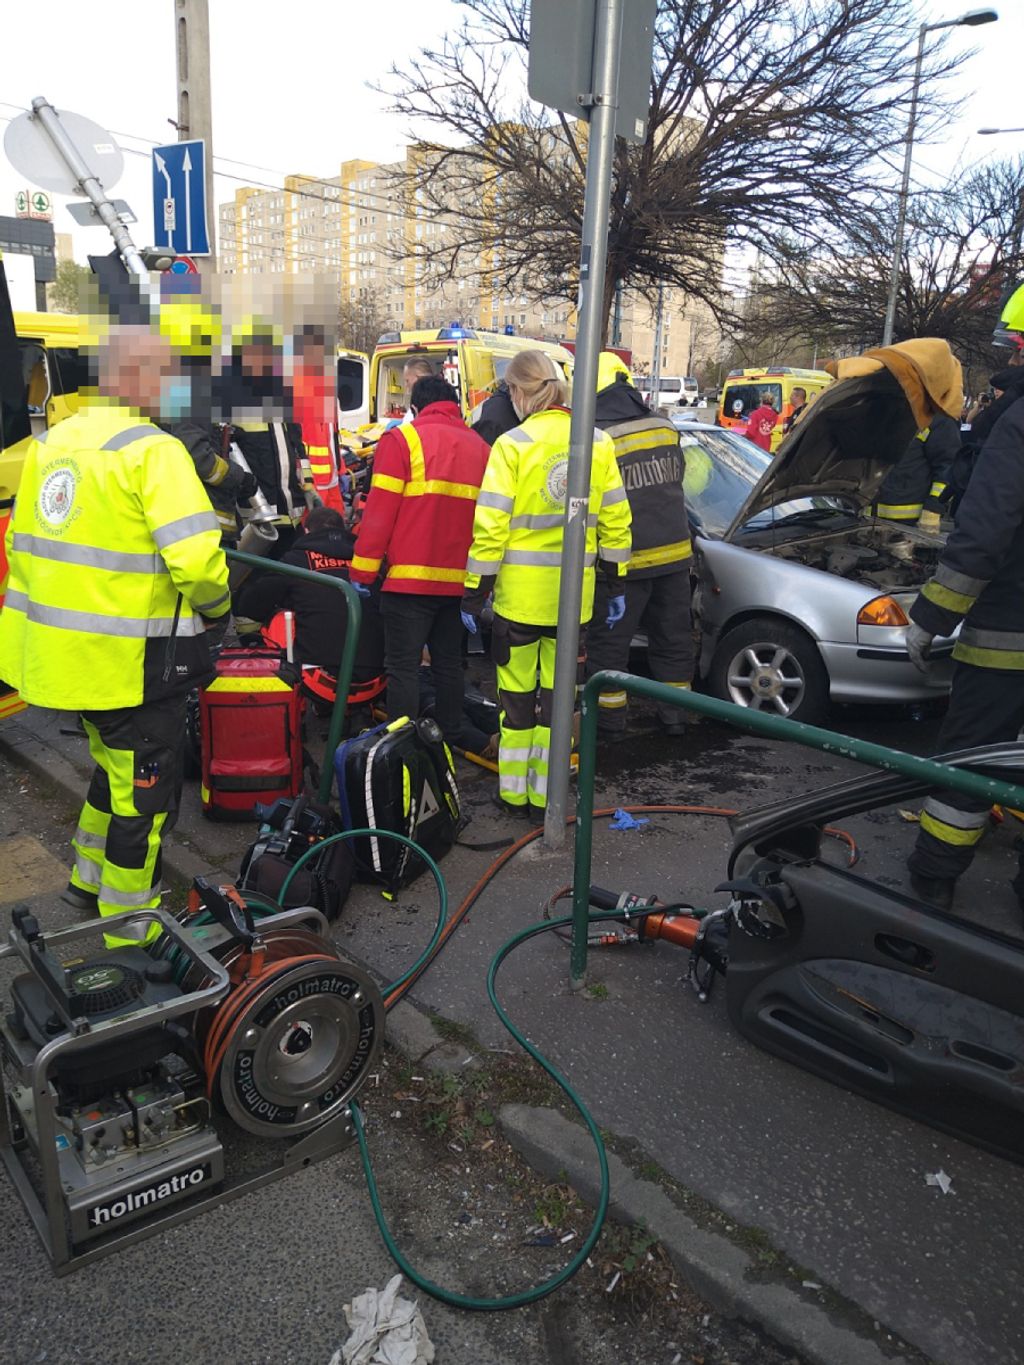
[464,407,632,626]
[0,402,230,710]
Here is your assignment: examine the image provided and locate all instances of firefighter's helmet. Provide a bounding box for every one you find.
[993,283,1024,349]
[596,351,633,393]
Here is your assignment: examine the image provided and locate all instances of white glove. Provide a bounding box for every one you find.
[905,622,935,674]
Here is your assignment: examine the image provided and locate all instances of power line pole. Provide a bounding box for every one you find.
[174,0,216,269]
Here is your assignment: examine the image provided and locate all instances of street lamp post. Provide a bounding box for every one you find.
[882,8,998,347]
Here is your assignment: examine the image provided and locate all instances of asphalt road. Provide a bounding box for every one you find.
[340,700,1024,1365]
[4,693,1023,1364]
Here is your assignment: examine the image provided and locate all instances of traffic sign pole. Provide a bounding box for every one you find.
[543,0,624,852]
[29,97,148,277]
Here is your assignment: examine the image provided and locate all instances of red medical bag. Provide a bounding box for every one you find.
[199,648,305,820]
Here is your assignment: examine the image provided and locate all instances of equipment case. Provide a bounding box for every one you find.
[199,648,304,820]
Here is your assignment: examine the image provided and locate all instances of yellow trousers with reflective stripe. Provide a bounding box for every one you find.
[496,633,558,810]
[72,697,185,945]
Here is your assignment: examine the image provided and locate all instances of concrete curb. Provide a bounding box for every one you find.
[498,1102,915,1365]
[384,998,479,1074]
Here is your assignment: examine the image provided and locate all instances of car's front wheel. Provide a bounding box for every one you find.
[708,618,829,723]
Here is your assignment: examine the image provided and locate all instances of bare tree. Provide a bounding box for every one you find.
[338,287,399,355]
[382,0,965,341]
[732,158,1024,383]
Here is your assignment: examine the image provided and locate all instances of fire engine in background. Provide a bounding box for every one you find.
[717,366,832,450]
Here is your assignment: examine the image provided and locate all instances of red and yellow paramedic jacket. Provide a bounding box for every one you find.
[350,401,490,596]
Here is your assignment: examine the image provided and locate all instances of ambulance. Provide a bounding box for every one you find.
[368,326,574,425]
[717,366,833,451]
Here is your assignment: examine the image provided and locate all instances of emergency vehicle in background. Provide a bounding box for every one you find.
[0,259,37,718]
[368,326,574,424]
[718,366,832,450]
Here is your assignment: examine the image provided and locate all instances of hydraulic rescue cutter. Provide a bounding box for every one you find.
[0,879,383,1273]
[573,743,1024,1167]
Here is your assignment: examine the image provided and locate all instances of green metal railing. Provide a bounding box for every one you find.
[571,671,1024,986]
[225,548,362,804]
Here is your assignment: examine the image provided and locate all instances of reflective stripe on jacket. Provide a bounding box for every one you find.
[350,400,490,595]
[875,413,959,520]
[595,383,691,578]
[911,396,1024,669]
[464,407,632,626]
[0,403,229,709]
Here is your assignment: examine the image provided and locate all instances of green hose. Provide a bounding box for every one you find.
[352,908,630,1311]
[276,829,628,1309]
[277,828,448,996]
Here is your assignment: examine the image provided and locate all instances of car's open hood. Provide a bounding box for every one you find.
[731,339,964,530]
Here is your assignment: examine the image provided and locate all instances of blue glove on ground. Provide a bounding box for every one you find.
[609,808,649,831]
[605,594,626,628]
[461,611,479,635]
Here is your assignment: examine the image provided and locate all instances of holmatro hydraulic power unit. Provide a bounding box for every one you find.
[0,881,383,1273]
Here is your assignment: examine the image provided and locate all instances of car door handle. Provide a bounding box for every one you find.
[875,933,935,972]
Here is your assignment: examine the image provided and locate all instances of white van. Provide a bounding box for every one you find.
[640,375,699,408]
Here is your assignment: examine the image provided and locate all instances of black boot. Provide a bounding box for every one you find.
[909,873,955,911]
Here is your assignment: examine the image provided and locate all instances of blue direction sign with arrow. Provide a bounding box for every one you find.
[151,139,210,257]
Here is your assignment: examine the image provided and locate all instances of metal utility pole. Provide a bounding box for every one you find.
[883,9,998,346]
[882,24,925,349]
[29,99,148,278]
[543,0,624,850]
[649,282,665,405]
[175,0,216,268]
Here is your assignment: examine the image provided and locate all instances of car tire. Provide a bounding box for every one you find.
[708,618,829,724]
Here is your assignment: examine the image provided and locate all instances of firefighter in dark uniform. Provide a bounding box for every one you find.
[906,302,1024,910]
[586,352,694,737]
[874,412,960,532]
[157,299,259,545]
[214,316,311,551]
[471,381,519,447]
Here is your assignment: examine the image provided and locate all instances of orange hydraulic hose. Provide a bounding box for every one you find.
[383,802,856,1010]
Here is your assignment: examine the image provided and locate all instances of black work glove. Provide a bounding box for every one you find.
[202,613,231,650]
[233,470,260,501]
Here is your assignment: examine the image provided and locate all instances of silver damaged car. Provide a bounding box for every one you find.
[677,371,956,723]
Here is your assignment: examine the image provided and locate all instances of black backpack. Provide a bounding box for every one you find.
[237,793,354,921]
[334,717,464,895]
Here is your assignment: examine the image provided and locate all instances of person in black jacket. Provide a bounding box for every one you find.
[470,381,519,447]
[214,318,312,545]
[942,362,1024,517]
[874,413,960,528]
[164,420,257,546]
[586,353,693,738]
[233,506,384,683]
[904,391,1024,911]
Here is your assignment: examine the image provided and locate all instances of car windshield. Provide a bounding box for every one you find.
[681,429,772,537]
[681,428,857,538]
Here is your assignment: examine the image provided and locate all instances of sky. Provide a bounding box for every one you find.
[0,0,1021,266]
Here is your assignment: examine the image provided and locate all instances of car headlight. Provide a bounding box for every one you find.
[857,594,910,627]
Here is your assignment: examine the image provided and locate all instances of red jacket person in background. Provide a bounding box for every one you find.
[745,394,779,451]
[292,324,344,514]
[349,375,490,739]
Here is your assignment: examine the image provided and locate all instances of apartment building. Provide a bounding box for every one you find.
[218,152,718,377]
